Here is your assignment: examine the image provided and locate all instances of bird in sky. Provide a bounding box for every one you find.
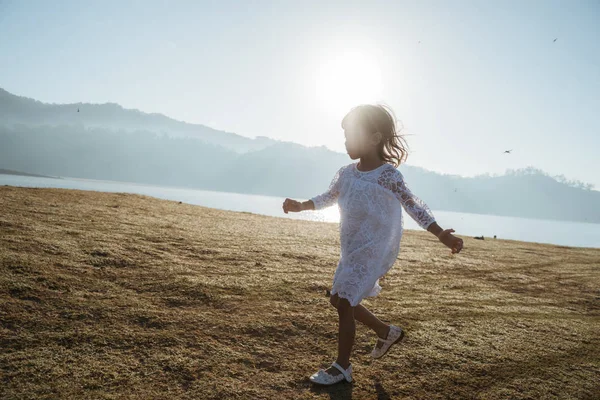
[553,38,557,42]
[77,108,80,112]
[504,149,512,154]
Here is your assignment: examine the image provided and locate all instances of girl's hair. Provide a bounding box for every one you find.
[341,103,410,168]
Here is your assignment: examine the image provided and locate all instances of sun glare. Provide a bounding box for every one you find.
[315,50,384,117]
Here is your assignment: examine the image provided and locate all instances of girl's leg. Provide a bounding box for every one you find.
[354,304,390,348]
[330,293,390,349]
[324,296,355,376]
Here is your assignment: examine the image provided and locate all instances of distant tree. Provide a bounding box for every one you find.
[553,173,595,191]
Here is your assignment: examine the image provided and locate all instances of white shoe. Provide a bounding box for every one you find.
[370,325,405,359]
[309,362,353,385]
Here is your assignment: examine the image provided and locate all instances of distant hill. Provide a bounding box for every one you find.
[0,88,278,153]
[0,87,598,224]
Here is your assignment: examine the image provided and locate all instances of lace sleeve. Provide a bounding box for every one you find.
[380,169,436,229]
[310,165,345,210]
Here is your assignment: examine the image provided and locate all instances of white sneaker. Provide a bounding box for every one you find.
[309,362,353,385]
[370,325,405,359]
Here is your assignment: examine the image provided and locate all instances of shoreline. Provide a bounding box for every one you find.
[0,168,60,179]
[1,173,598,226]
[0,182,598,249]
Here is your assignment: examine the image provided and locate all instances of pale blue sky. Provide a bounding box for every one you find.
[1,0,599,188]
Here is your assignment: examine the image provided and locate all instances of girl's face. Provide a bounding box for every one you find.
[344,121,379,159]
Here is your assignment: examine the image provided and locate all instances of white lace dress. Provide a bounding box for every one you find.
[310,162,436,307]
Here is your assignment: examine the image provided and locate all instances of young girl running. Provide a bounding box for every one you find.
[282,104,464,385]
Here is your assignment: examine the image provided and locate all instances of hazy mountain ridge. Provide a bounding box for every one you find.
[1,87,598,224]
[0,88,278,153]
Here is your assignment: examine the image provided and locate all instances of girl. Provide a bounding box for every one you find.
[282,104,464,385]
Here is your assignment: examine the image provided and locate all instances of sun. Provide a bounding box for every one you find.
[315,49,384,117]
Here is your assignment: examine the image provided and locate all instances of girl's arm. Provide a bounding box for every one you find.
[426,221,443,237]
[282,166,345,213]
[300,199,315,210]
[308,165,345,210]
[388,171,463,253]
[389,171,437,230]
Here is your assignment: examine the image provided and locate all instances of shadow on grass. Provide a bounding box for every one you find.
[309,380,354,399]
[306,378,392,399]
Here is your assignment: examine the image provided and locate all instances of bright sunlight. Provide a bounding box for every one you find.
[314,49,384,117]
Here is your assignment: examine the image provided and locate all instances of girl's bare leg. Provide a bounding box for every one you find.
[331,293,390,349]
[323,294,396,377]
[324,297,355,377]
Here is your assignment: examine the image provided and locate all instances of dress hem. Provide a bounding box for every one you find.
[331,281,383,307]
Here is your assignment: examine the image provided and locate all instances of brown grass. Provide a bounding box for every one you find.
[1,186,599,399]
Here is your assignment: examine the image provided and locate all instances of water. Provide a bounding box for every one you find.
[1,174,599,248]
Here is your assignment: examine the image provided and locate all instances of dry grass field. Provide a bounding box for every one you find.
[1,186,599,399]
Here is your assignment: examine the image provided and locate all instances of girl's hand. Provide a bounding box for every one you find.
[438,228,464,254]
[282,198,304,213]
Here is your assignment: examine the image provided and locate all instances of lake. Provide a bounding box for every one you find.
[1,173,598,248]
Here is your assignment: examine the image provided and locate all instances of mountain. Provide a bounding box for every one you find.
[208,141,349,198]
[1,87,598,224]
[0,88,277,153]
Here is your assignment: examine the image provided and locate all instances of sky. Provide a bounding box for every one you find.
[1,0,599,189]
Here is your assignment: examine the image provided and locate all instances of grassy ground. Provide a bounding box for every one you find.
[1,186,599,399]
